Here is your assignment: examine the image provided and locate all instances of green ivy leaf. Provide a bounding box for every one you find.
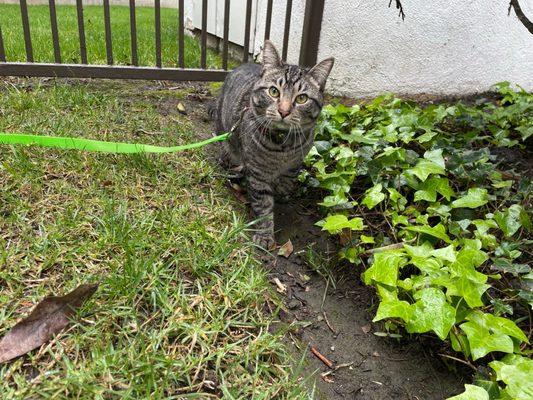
[406,288,455,340]
[406,159,446,182]
[460,312,528,360]
[431,245,457,263]
[360,235,375,244]
[494,205,529,237]
[447,276,490,308]
[491,258,530,276]
[318,193,350,208]
[447,385,489,400]
[320,215,365,234]
[373,299,413,323]
[489,355,533,400]
[451,188,489,209]
[404,223,452,243]
[362,183,386,210]
[414,177,454,202]
[363,251,407,288]
[404,242,434,258]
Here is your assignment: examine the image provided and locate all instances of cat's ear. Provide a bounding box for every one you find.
[262,40,282,71]
[308,58,335,90]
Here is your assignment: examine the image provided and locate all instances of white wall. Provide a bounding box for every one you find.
[315,0,533,97]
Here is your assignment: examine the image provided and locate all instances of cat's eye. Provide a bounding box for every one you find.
[295,94,308,104]
[268,87,280,98]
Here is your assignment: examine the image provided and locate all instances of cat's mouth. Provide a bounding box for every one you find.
[270,120,293,131]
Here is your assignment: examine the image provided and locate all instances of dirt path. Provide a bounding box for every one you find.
[268,199,465,399]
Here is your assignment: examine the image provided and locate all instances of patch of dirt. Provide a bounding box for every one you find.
[267,199,466,399]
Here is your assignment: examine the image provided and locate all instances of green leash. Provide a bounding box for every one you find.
[0,132,229,154]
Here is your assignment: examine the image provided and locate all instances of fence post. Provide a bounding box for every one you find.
[299,0,325,67]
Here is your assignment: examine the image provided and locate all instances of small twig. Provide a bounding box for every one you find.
[311,346,334,369]
[389,0,406,20]
[438,354,478,372]
[323,311,338,335]
[321,279,329,309]
[365,242,405,255]
[334,362,354,371]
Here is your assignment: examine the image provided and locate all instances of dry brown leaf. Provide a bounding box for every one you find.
[0,284,98,363]
[277,239,294,258]
[229,182,249,204]
[361,324,371,334]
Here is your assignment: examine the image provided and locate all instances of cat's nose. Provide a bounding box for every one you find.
[278,105,291,119]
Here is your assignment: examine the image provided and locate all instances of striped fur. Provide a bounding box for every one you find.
[214,41,334,249]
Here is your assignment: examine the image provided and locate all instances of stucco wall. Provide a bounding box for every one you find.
[253,0,533,97]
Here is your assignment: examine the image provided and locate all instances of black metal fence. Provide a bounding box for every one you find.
[0,0,323,81]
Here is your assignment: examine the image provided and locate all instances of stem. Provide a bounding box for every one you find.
[509,0,533,34]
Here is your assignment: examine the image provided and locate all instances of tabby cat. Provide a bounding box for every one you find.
[213,41,334,249]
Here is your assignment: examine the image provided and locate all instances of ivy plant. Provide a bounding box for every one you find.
[303,83,532,399]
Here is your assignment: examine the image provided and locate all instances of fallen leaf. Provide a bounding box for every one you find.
[278,240,294,258]
[0,284,98,363]
[177,102,186,114]
[229,182,249,204]
[361,324,371,334]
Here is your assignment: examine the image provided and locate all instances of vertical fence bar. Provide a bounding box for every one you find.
[48,0,61,63]
[103,0,113,65]
[243,0,252,63]
[178,0,184,68]
[19,0,34,62]
[222,0,230,70]
[0,25,5,62]
[155,0,162,67]
[282,0,292,61]
[299,0,324,67]
[76,0,87,64]
[129,0,138,66]
[200,0,207,69]
[264,0,273,41]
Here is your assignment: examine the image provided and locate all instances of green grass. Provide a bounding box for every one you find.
[0,4,222,68]
[0,79,305,399]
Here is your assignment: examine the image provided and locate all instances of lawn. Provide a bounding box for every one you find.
[0,4,222,68]
[0,79,305,399]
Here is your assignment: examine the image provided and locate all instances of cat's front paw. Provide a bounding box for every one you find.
[253,233,276,251]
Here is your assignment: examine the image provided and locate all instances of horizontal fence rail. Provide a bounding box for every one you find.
[0,0,322,82]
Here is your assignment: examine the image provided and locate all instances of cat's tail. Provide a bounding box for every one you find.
[207,101,224,138]
[206,101,218,121]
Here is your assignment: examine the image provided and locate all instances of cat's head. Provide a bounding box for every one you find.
[251,41,334,131]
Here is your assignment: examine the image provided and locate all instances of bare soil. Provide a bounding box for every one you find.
[267,199,465,399]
